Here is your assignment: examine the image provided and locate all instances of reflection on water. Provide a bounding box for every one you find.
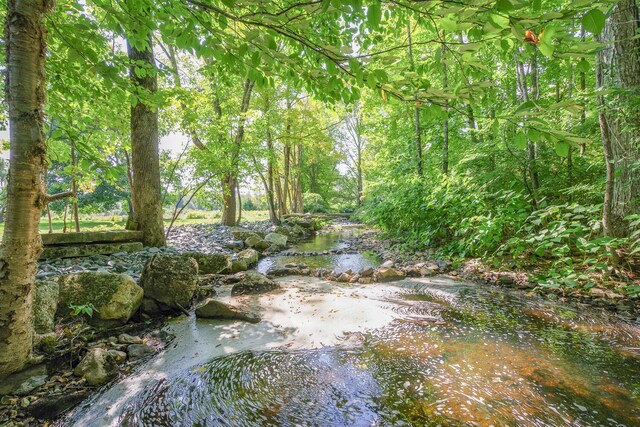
[256,252,381,274]
[256,231,381,274]
[120,283,640,427]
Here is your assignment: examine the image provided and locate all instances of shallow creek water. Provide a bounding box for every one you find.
[63,229,640,426]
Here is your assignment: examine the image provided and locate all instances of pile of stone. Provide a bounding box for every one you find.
[264,260,446,284]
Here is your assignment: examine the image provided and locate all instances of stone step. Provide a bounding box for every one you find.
[40,242,144,260]
[41,230,143,246]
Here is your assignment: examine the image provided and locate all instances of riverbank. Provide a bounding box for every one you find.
[338,223,638,319]
[1,218,638,426]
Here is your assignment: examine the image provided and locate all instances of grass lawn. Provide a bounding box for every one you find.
[0,210,271,236]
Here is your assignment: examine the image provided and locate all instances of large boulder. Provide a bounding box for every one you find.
[58,273,143,326]
[373,267,406,283]
[244,235,269,251]
[231,249,260,273]
[195,299,260,323]
[34,280,59,334]
[230,227,261,241]
[74,348,119,386]
[183,252,232,274]
[231,272,280,296]
[141,254,198,311]
[265,232,288,249]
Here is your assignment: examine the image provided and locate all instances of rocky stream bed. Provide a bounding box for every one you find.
[1,218,639,426]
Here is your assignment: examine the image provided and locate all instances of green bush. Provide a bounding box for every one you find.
[360,172,530,257]
[185,210,207,220]
[302,193,330,213]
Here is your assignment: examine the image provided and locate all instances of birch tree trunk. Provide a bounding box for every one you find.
[0,0,51,378]
[597,0,640,238]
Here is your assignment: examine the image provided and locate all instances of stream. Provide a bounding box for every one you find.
[63,226,640,426]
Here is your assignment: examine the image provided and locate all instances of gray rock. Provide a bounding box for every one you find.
[0,364,48,396]
[230,227,261,241]
[58,272,143,326]
[74,348,119,386]
[107,350,128,363]
[231,249,259,272]
[34,280,59,334]
[195,299,260,323]
[183,252,232,274]
[141,254,198,312]
[225,240,244,250]
[231,272,280,295]
[359,266,374,277]
[237,249,259,265]
[380,260,394,268]
[373,267,406,283]
[245,235,269,251]
[126,344,155,360]
[265,233,288,248]
[27,390,90,420]
[118,333,143,344]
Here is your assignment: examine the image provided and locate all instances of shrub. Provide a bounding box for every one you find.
[360,172,530,257]
[185,210,207,220]
[303,193,330,213]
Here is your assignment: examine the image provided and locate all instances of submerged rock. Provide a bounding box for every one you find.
[126,344,155,360]
[231,272,280,295]
[141,254,198,312]
[195,299,260,323]
[74,347,119,386]
[58,272,143,326]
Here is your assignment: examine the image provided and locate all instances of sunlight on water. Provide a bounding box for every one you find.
[119,284,640,427]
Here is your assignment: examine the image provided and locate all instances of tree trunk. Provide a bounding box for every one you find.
[127,34,166,247]
[0,0,51,378]
[70,139,80,232]
[597,0,640,238]
[441,40,449,175]
[123,149,136,230]
[529,50,540,193]
[221,173,237,226]
[407,22,423,176]
[236,180,242,224]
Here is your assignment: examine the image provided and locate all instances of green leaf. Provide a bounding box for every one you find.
[538,41,554,58]
[495,0,513,12]
[367,2,382,29]
[555,142,570,157]
[514,133,527,149]
[582,9,606,35]
[576,59,590,73]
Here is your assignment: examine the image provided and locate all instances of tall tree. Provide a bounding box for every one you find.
[1,0,53,377]
[127,30,166,246]
[597,0,640,238]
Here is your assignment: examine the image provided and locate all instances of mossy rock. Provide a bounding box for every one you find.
[230,227,261,241]
[58,272,143,327]
[34,280,59,334]
[244,235,269,251]
[141,254,198,311]
[183,252,232,274]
